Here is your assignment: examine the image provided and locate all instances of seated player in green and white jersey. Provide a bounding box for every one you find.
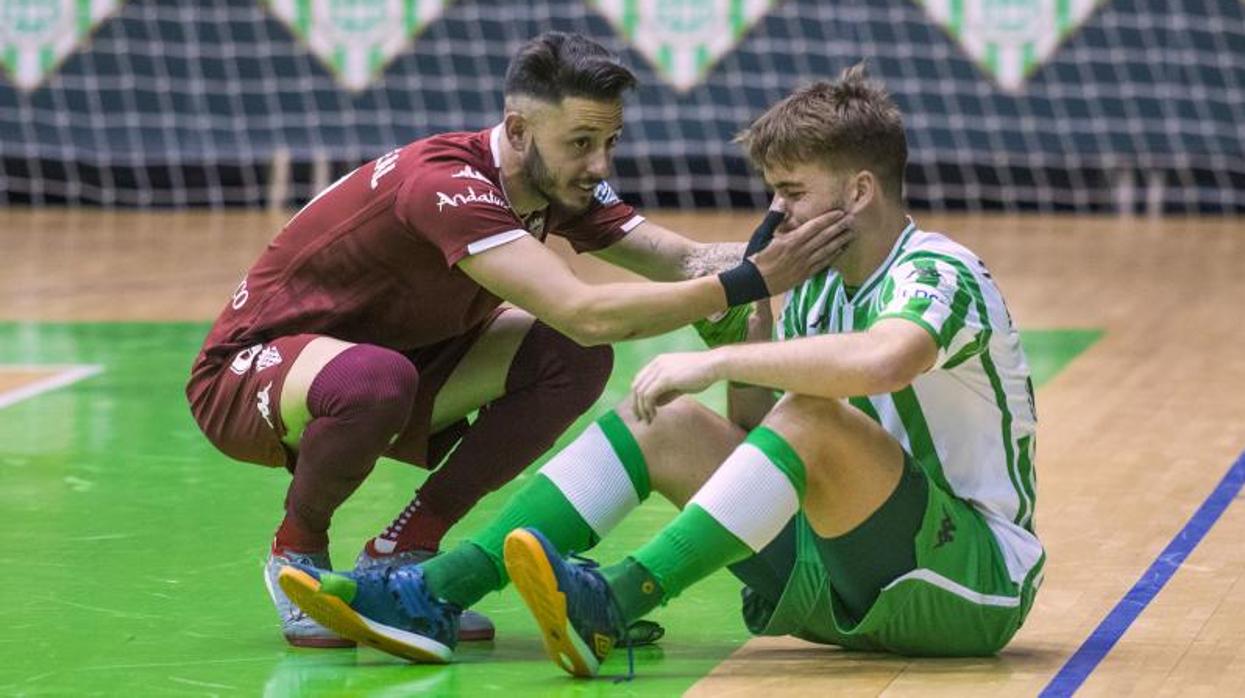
[277,63,1043,675]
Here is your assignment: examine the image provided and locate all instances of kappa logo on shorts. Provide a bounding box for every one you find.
[255,346,282,372]
[256,380,275,430]
[230,343,265,375]
[933,506,957,548]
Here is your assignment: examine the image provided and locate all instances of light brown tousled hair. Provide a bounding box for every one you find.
[736,62,907,202]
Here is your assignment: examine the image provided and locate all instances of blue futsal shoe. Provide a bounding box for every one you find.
[354,544,496,641]
[277,563,458,663]
[503,528,627,678]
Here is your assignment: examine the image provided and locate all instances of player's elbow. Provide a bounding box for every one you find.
[863,323,938,393]
[866,354,924,395]
[564,318,635,346]
[547,304,617,346]
[869,364,911,395]
[563,325,612,347]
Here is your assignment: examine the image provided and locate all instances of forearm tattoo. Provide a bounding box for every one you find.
[681,242,747,279]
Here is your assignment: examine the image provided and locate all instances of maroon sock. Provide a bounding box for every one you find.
[374,322,612,554]
[273,344,418,554]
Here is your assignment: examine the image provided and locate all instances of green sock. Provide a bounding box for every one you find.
[420,541,500,609]
[601,557,665,624]
[631,426,806,603]
[424,410,651,608]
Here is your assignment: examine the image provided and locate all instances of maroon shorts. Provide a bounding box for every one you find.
[186,311,502,472]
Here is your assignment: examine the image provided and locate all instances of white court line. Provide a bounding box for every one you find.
[0,364,105,410]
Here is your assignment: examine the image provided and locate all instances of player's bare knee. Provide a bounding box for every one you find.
[615,394,704,438]
[765,393,851,439]
[617,395,728,468]
[618,395,739,507]
[760,393,857,472]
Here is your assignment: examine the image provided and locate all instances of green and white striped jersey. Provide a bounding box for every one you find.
[778,220,1042,586]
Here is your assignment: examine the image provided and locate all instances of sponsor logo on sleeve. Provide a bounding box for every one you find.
[933,505,957,548]
[900,287,949,305]
[230,343,265,375]
[594,181,620,205]
[435,186,508,212]
[450,164,492,183]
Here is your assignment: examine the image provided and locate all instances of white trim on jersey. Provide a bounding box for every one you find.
[466,228,528,255]
[620,215,646,232]
[883,568,1021,607]
[489,125,503,168]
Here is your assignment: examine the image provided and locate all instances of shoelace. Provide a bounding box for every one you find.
[568,553,635,683]
[380,497,421,540]
[381,566,457,641]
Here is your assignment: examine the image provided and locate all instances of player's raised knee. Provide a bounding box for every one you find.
[316,345,419,425]
[768,392,849,428]
[615,394,710,432]
[527,321,614,410]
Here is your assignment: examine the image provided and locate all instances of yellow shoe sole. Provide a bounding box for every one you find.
[503,529,601,678]
[276,567,452,663]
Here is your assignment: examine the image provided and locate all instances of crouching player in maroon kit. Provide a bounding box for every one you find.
[186,32,852,649]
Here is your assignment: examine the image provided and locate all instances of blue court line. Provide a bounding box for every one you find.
[1040,450,1245,697]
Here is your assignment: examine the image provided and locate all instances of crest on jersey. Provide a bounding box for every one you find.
[593,181,621,206]
[267,0,452,91]
[590,0,776,92]
[916,0,1106,92]
[0,0,121,91]
[525,212,546,237]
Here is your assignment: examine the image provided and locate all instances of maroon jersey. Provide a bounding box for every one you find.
[194,127,644,369]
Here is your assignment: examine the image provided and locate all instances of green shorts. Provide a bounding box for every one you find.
[731,463,1043,656]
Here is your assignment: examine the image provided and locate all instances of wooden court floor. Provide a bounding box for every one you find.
[1,209,1243,696]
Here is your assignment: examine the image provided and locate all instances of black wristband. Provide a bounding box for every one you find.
[718,259,770,306]
[744,209,784,257]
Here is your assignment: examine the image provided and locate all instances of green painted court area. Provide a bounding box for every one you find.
[0,323,1098,696]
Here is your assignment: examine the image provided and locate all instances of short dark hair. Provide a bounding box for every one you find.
[504,32,637,104]
[736,63,908,201]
